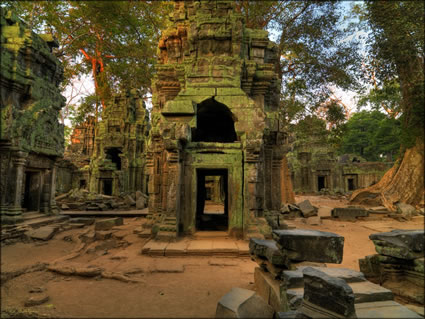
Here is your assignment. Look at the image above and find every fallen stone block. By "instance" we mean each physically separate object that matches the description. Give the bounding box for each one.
[249,238,288,267]
[306,216,321,225]
[136,197,147,209]
[317,206,333,218]
[28,226,58,241]
[283,267,366,289]
[275,310,308,318]
[124,195,136,206]
[396,203,416,220]
[300,267,356,318]
[254,267,287,312]
[355,300,422,319]
[349,281,393,303]
[95,217,124,231]
[297,200,316,218]
[273,229,344,263]
[332,207,369,220]
[24,294,49,307]
[369,229,424,259]
[215,287,274,318]
[69,217,95,225]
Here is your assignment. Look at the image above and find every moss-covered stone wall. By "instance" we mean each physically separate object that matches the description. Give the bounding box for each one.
[0,11,65,222]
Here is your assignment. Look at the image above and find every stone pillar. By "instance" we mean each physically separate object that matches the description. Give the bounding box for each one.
[49,159,59,214]
[6,151,28,221]
[0,143,12,215]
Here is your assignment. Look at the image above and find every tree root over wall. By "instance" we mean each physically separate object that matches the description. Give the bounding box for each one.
[350,140,424,211]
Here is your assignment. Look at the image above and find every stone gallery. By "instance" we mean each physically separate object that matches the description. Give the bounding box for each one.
[0,11,66,223]
[146,0,288,239]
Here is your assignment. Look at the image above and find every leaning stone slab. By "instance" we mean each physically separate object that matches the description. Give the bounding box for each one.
[332,207,369,220]
[355,300,422,319]
[215,287,274,318]
[94,217,124,231]
[300,267,356,318]
[273,229,344,263]
[297,200,316,218]
[369,229,424,259]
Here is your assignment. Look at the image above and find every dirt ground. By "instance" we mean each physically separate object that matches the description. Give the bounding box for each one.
[1,195,423,318]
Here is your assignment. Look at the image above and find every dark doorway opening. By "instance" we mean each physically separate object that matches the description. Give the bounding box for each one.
[79,179,86,189]
[318,176,326,191]
[105,148,122,170]
[196,169,228,231]
[192,98,237,143]
[348,178,355,191]
[102,179,113,195]
[23,171,40,211]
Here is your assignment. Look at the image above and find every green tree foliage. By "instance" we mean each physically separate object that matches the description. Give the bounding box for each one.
[2,1,171,122]
[339,111,401,162]
[358,1,424,148]
[235,1,361,124]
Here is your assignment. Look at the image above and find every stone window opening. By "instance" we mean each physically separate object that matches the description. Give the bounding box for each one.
[105,148,122,170]
[192,98,237,143]
[196,169,228,231]
[79,179,87,189]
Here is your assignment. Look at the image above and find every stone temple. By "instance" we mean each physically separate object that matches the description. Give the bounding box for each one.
[146,0,289,239]
[0,11,65,223]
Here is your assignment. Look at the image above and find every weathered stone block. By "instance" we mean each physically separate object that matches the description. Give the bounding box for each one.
[355,300,423,319]
[300,267,356,318]
[216,287,274,318]
[332,207,369,219]
[273,229,344,263]
[369,229,424,259]
[95,218,124,231]
[396,203,416,220]
[297,200,316,218]
[28,226,58,241]
[254,267,288,312]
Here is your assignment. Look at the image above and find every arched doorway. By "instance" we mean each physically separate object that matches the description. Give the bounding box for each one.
[192,98,237,143]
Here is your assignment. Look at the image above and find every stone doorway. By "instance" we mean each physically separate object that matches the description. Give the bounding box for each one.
[318,176,326,191]
[196,169,228,231]
[23,171,41,212]
[102,179,113,196]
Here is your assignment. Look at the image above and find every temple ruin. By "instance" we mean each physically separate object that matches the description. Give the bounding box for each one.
[0,11,65,223]
[288,137,392,194]
[88,89,150,196]
[146,0,288,239]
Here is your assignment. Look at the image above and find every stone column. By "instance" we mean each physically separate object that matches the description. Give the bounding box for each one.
[6,151,28,221]
[48,159,59,214]
[0,143,12,215]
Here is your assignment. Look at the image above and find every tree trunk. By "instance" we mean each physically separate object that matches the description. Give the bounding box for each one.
[350,138,424,210]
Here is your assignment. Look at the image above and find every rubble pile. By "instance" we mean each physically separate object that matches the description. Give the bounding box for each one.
[55,189,148,211]
[216,228,422,318]
[359,229,424,306]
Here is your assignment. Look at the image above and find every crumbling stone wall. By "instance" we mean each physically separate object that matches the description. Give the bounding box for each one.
[89,89,149,196]
[0,11,65,222]
[287,138,392,194]
[146,0,288,239]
